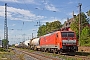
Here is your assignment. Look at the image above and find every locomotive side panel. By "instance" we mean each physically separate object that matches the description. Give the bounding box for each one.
[40,31,61,52]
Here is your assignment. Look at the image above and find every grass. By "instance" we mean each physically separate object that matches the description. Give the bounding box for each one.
[17,54,25,60]
[0,48,25,60]
[0,51,12,60]
[28,49,35,52]
[0,48,17,60]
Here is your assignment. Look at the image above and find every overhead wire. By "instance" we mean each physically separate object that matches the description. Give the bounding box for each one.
[13,0,42,24]
[7,1,25,41]
[9,0,35,24]
[12,0,36,22]
[12,0,39,40]
[82,5,90,10]
[22,0,30,11]
[21,0,47,26]
[22,0,36,22]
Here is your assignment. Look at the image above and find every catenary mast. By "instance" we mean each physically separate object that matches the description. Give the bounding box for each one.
[4,3,8,48]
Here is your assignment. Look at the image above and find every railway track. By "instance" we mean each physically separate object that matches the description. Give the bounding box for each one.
[13,48,90,60]
[14,48,61,60]
[58,52,90,60]
[22,51,61,60]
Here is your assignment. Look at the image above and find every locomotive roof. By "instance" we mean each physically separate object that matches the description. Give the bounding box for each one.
[40,30,74,37]
[60,31,74,32]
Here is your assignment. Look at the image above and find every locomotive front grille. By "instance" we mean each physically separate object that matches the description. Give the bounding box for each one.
[62,40,76,45]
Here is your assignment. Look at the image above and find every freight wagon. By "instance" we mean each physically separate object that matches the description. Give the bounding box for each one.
[23,40,30,48]
[30,37,40,50]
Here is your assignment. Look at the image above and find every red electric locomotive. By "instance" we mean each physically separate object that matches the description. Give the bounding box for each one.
[40,31,78,55]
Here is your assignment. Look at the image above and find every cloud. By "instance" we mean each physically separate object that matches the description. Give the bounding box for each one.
[45,4,59,12]
[0,0,39,5]
[0,4,45,43]
[60,18,67,24]
[0,6,45,22]
[41,17,67,25]
[12,24,16,26]
[0,0,18,3]
[44,2,59,12]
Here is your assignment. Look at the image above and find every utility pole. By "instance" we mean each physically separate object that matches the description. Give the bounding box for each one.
[35,21,41,37]
[4,3,8,48]
[78,3,82,46]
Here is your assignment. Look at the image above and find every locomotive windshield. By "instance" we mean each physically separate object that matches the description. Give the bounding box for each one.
[61,32,74,37]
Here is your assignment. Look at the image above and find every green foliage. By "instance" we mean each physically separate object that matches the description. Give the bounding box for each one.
[11,44,15,47]
[70,12,90,46]
[0,48,7,52]
[2,39,9,48]
[37,20,62,36]
[70,17,79,38]
[87,10,90,16]
[87,10,90,24]
[70,12,88,39]
[80,26,90,46]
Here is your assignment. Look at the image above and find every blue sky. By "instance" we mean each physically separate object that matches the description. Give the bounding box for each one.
[0,0,90,45]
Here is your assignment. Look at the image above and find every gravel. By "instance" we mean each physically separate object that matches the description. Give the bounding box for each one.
[24,54,38,60]
[8,48,39,60]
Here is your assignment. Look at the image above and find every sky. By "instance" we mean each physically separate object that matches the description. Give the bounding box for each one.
[0,0,90,45]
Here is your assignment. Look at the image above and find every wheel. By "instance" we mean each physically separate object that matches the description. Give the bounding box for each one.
[53,49,55,54]
[58,50,62,55]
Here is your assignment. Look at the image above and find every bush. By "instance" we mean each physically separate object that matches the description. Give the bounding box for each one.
[80,26,90,46]
[0,48,7,52]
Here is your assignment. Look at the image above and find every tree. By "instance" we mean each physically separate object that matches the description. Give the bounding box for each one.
[2,39,8,48]
[70,17,79,38]
[80,26,90,46]
[87,10,90,23]
[70,12,90,46]
[37,20,62,36]
[87,10,90,16]
[70,12,89,39]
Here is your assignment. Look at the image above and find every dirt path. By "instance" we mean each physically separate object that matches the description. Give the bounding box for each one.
[78,46,90,52]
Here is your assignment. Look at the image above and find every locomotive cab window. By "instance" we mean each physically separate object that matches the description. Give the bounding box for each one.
[68,32,74,37]
[61,32,67,37]
[61,32,74,37]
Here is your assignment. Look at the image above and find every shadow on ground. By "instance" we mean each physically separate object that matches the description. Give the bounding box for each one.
[76,52,90,56]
